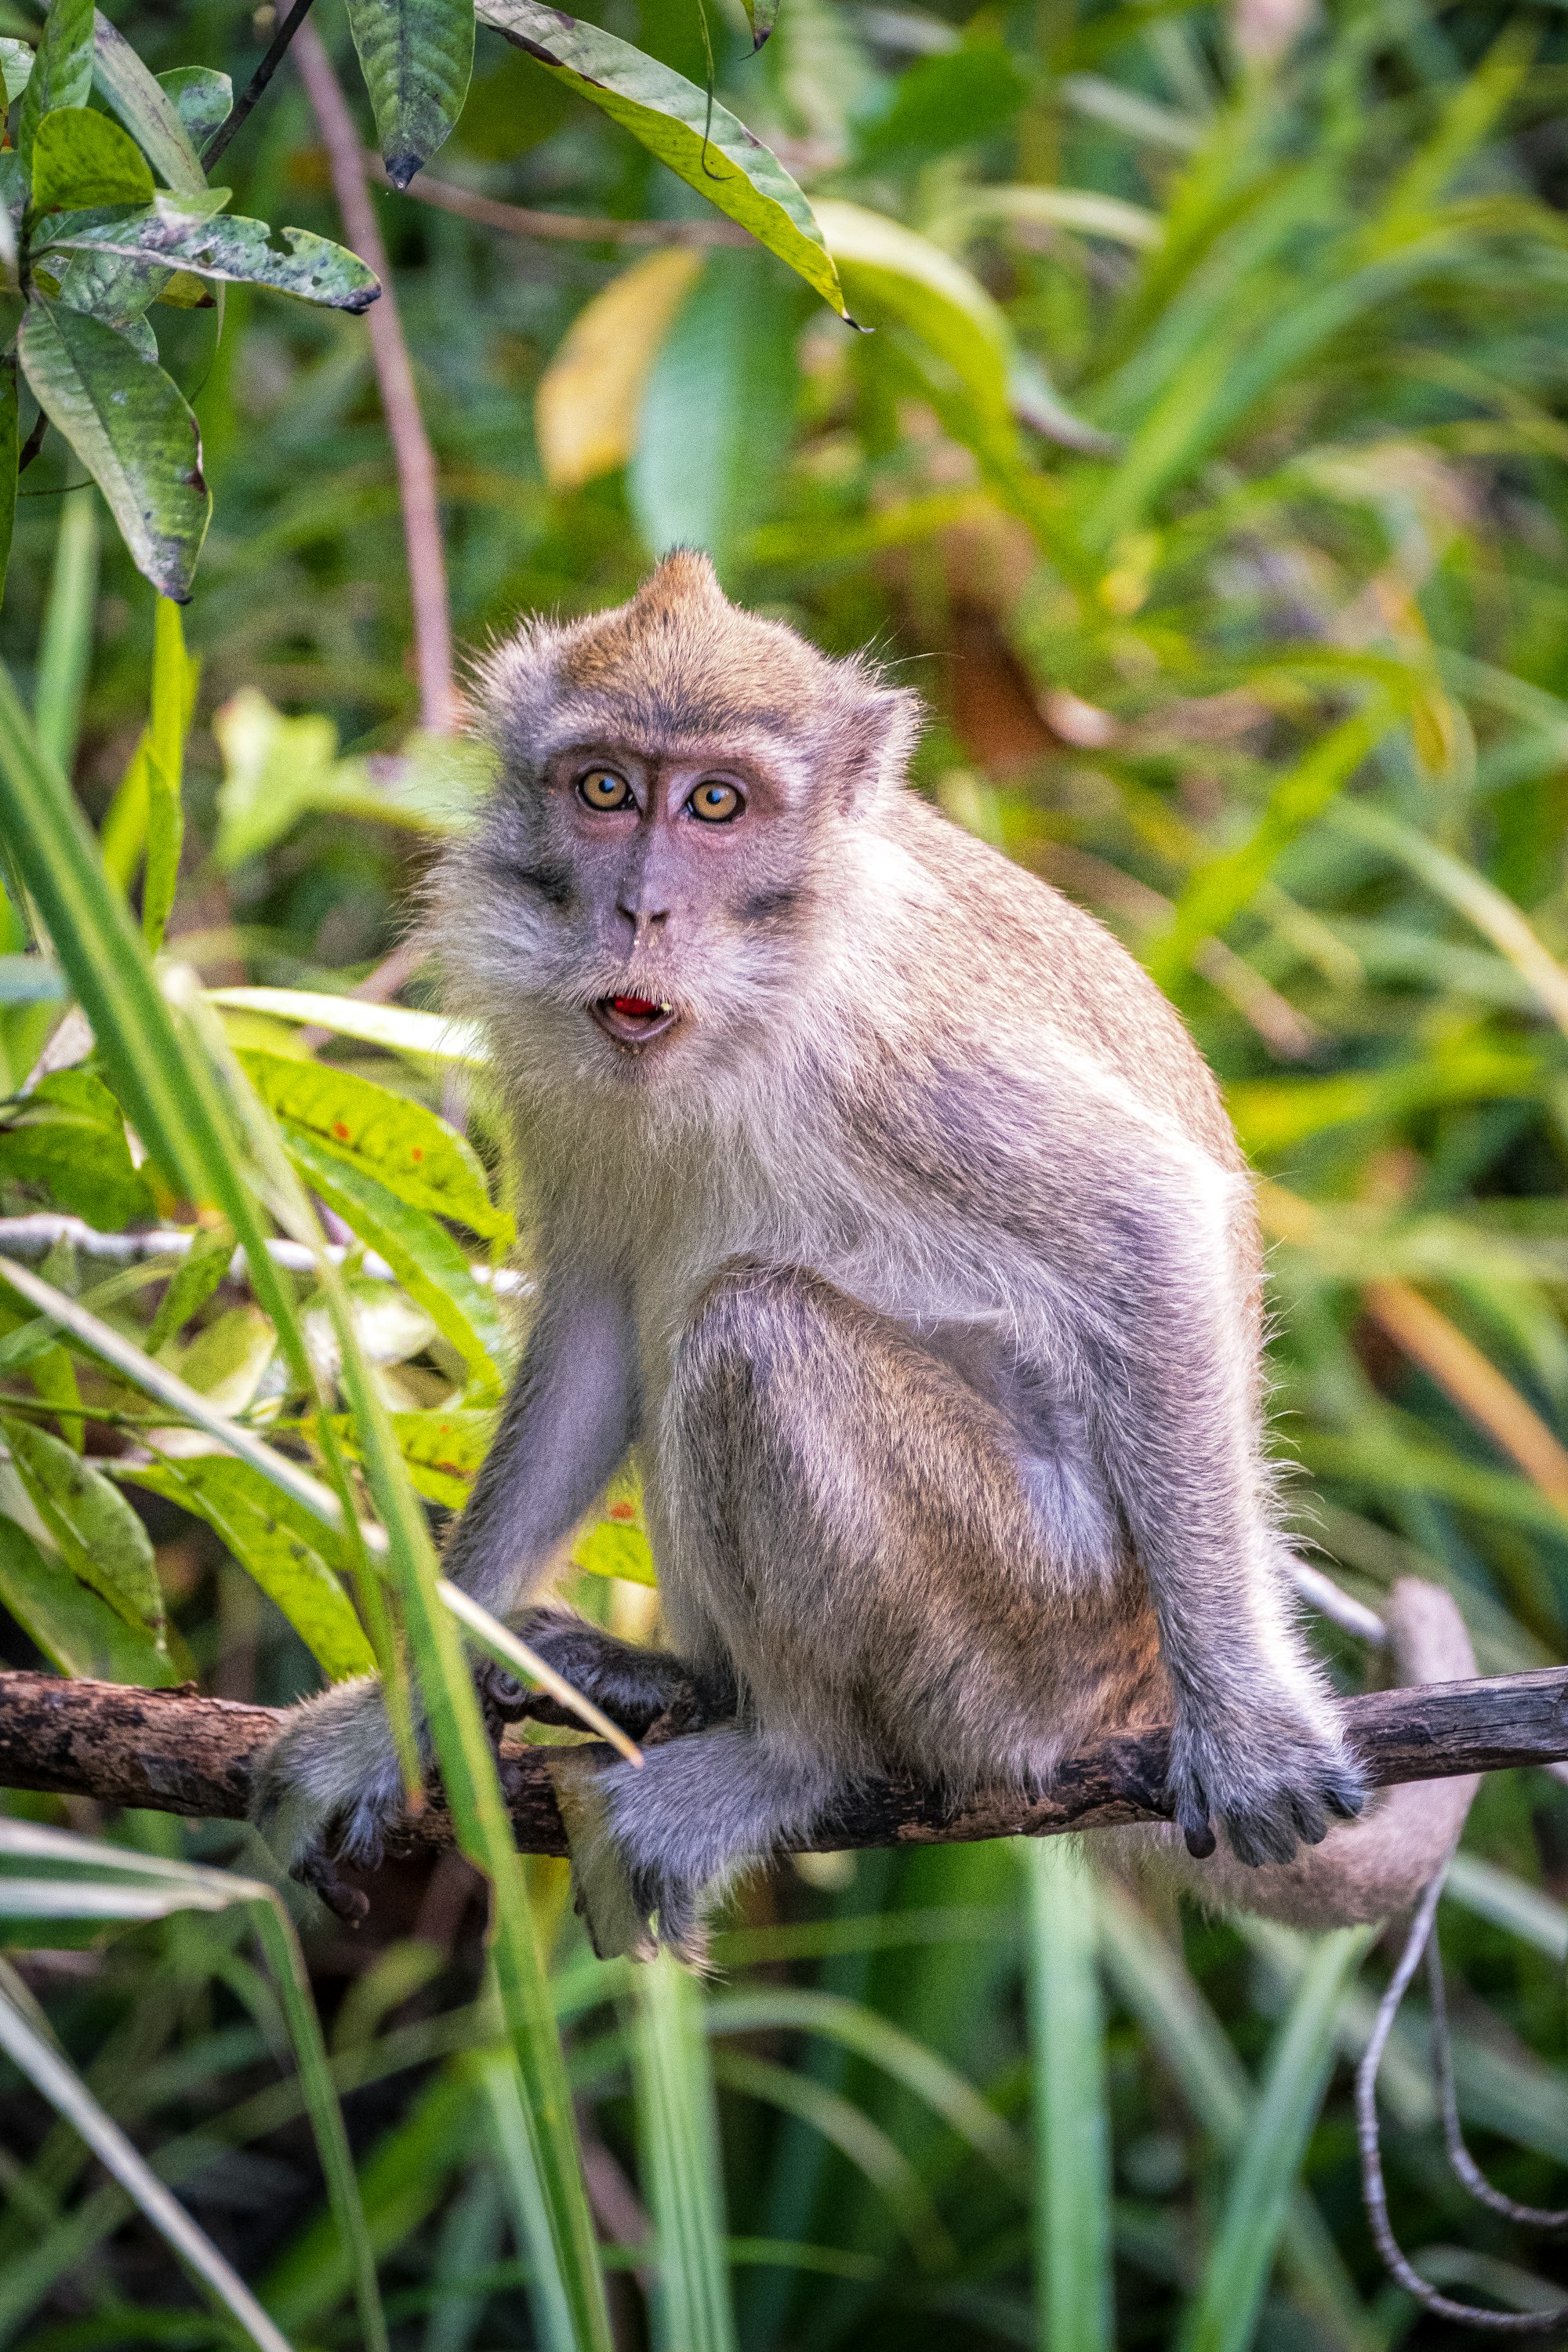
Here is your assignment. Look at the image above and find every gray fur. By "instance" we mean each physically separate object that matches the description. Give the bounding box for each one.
[256,554,1473,1950]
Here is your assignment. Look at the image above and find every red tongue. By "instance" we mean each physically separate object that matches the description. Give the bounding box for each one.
[612,995,659,1018]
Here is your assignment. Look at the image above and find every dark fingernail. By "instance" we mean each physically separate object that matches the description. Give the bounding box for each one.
[1184,1822,1218,1860]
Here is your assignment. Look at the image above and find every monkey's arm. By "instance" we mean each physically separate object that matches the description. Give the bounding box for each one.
[441,1264,641,1612]
[253,1265,640,1868]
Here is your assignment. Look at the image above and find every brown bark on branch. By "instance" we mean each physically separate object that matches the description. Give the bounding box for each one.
[2,1666,1566,1862]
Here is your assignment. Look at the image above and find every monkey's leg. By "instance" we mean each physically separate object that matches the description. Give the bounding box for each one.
[577,1260,1156,1958]
[572,1730,844,1963]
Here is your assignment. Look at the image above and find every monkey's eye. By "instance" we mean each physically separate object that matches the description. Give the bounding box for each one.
[687,780,743,824]
[578,769,633,811]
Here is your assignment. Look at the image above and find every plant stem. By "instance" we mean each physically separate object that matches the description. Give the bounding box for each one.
[369,155,753,245]
[293,21,456,735]
[200,0,320,172]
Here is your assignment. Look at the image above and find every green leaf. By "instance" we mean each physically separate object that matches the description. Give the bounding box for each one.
[334,1404,495,1508]
[161,1301,277,1412]
[141,594,193,951]
[17,297,209,601]
[91,11,206,194]
[36,196,381,312]
[283,1125,510,1396]
[125,1454,375,1679]
[0,1512,176,1682]
[238,1049,510,1241]
[147,1222,232,1352]
[31,107,154,212]
[52,242,170,338]
[630,248,803,568]
[0,1065,156,1228]
[208,983,488,1065]
[16,0,94,171]
[812,198,1012,424]
[853,42,1029,166]
[0,353,18,615]
[572,1467,657,1586]
[476,0,848,318]
[1,1411,164,1640]
[346,0,473,188]
[742,0,779,47]
[0,39,34,106]
[157,66,230,151]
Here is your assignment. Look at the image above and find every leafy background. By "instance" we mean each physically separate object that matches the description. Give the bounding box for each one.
[4,0,1568,2344]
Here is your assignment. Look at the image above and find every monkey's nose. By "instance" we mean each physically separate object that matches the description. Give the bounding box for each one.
[617,898,670,952]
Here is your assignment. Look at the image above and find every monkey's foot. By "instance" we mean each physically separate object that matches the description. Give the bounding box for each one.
[479,1608,717,1744]
[1168,1697,1366,1869]
[549,1751,708,1965]
[251,1673,411,1925]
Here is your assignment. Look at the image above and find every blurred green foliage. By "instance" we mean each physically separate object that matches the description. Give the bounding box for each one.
[4,0,1568,2342]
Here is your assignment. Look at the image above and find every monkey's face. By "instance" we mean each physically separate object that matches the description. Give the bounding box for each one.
[456,732,830,1091]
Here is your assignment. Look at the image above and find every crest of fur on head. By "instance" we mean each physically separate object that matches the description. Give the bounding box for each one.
[471,549,920,813]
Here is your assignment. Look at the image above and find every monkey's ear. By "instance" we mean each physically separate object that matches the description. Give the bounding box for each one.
[830,681,923,814]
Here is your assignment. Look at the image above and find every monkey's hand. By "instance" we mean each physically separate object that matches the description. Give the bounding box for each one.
[1167,1683,1366,1868]
[251,1674,407,1919]
[479,1608,720,1742]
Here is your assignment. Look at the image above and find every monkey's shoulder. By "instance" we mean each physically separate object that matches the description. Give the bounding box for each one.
[862,793,1242,1173]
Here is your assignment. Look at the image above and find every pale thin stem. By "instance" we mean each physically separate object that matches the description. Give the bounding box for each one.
[366,154,752,246]
[294,23,455,734]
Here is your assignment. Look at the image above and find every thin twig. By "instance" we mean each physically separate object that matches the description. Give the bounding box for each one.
[295,22,456,735]
[366,154,752,247]
[0,1213,528,1294]
[201,0,320,172]
[1356,1876,1568,2331]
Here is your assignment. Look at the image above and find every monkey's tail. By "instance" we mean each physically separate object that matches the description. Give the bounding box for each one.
[1127,1577,1480,1928]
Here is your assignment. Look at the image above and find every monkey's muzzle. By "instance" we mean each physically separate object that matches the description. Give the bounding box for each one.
[591,993,679,1047]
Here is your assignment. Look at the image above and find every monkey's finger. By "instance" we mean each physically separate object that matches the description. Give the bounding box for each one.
[293,1846,369,1927]
[1286,1790,1331,1849]
[1323,1767,1367,1821]
[1182,1818,1218,1860]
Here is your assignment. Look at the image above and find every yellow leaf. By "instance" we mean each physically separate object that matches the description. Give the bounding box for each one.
[535,249,702,491]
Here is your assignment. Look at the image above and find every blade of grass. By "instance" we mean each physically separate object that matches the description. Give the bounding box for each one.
[0,1817,389,2352]
[633,1952,739,2352]
[1097,1883,1378,2352]
[0,652,612,2350]
[1175,1926,1376,2352]
[1023,1837,1112,2352]
[1328,799,1568,1042]
[33,492,100,779]
[0,1962,294,2352]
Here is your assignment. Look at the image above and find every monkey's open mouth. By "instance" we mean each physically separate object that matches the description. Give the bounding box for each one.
[590,993,680,1047]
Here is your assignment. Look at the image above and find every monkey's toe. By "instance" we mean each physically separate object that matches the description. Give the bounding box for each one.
[292,1842,370,1927]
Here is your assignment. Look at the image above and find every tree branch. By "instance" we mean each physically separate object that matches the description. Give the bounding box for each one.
[2,1666,1565,1862]
[293,22,456,735]
[365,157,753,247]
[201,0,320,172]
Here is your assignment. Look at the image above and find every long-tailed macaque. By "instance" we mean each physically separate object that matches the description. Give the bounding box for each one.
[257,553,1476,1956]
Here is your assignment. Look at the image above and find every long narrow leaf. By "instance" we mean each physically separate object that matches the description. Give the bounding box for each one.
[1025,1838,1112,2352]
[1176,1927,1375,2352]
[634,1953,739,2352]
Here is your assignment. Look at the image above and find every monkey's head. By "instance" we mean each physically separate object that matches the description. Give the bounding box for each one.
[437,553,920,1102]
